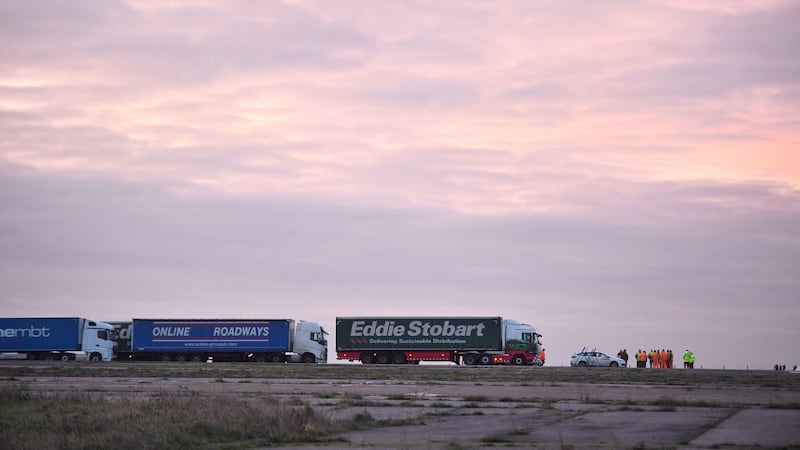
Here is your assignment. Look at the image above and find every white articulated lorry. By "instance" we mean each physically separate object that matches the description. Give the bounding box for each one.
[117,319,328,363]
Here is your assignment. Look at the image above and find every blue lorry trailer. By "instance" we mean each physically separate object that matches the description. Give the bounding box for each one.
[0,317,115,361]
[131,319,295,362]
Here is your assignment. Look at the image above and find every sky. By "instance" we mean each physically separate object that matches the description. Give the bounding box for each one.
[1,0,799,369]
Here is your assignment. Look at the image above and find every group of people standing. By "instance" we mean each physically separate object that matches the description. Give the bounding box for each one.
[629,349,696,368]
[633,349,675,368]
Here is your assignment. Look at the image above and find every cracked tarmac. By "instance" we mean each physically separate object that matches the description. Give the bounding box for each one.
[3,366,799,449]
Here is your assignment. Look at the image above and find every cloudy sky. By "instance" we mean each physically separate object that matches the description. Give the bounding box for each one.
[1,0,798,369]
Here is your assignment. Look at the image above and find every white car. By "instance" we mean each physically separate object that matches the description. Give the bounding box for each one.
[570,350,626,367]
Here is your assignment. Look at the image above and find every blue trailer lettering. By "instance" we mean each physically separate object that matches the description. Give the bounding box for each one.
[212,326,269,337]
[153,327,191,337]
[0,326,52,338]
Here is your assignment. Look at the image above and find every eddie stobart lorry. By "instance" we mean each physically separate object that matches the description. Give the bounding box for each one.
[0,317,115,361]
[123,319,327,363]
[336,316,542,365]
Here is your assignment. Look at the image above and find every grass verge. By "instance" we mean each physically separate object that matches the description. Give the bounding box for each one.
[0,387,339,449]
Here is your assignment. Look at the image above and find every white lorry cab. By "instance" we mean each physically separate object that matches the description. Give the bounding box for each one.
[288,320,328,363]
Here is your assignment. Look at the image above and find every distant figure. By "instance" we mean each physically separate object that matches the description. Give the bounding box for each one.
[638,349,647,368]
[539,348,546,366]
[775,364,780,371]
[621,349,629,367]
[683,349,692,369]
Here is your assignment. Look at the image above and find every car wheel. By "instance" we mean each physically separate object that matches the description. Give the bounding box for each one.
[578,361,587,367]
[610,361,618,367]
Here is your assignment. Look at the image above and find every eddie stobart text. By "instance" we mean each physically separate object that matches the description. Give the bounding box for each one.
[349,320,486,338]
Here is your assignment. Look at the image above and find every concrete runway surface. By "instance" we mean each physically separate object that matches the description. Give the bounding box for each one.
[2,363,799,449]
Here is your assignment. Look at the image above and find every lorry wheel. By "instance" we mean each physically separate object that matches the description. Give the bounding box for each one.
[463,354,477,365]
[60,353,70,362]
[479,354,492,365]
[270,354,284,363]
[190,355,203,363]
[360,353,375,364]
[391,353,407,364]
[512,355,525,366]
[376,353,391,364]
[176,354,187,362]
[301,353,316,364]
[89,353,102,362]
[161,355,172,362]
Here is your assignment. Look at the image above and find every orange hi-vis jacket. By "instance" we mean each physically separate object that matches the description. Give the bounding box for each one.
[660,351,668,368]
[653,351,661,367]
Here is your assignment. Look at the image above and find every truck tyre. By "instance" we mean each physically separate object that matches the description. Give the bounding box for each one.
[360,353,375,364]
[391,353,407,364]
[60,353,70,362]
[270,354,285,363]
[301,353,316,364]
[89,353,102,362]
[512,354,525,366]
[376,353,391,364]
[479,353,492,365]
[176,354,187,362]
[160,354,172,362]
[190,355,203,363]
[463,354,478,365]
